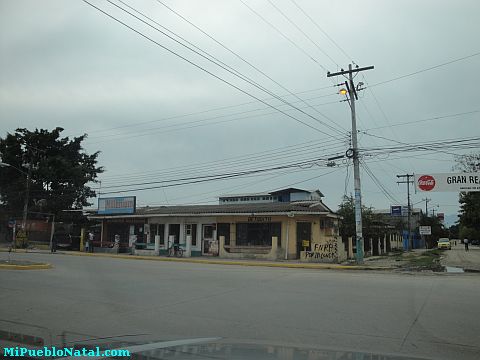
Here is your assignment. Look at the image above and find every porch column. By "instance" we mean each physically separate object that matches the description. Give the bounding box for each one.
[348,237,353,259]
[185,235,192,257]
[154,234,160,256]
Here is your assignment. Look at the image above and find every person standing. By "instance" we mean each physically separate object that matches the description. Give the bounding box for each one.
[88,231,95,253]
[51,233,57,253]
[464,238,469,252]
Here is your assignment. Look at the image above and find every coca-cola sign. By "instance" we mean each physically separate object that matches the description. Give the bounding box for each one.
[414,173,480,192]
[417,175,436,191]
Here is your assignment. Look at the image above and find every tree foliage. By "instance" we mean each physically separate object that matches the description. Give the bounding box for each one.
[337,196,389,241]
[0,128,103,219]
[419,213,448,248]
[454,152,480,240]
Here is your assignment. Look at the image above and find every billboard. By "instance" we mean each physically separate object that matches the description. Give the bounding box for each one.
[414,173,480,192]
[98,196,136,215]
[391,205,402,216]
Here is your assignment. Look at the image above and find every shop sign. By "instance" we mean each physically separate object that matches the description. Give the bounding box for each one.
[98,196,136,214]
[247,216,272,223]
[415,173,480,192]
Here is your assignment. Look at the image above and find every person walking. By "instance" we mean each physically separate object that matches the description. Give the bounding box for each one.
[464,238,469,252]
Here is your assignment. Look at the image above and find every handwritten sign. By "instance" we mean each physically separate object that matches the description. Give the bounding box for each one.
[304,238,339,261]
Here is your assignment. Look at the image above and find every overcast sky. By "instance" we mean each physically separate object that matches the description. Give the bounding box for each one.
[1,0,479,224]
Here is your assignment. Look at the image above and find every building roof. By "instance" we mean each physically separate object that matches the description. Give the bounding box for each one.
[218,192,272,198]
[89,201,336,219]
[270,187,324,196]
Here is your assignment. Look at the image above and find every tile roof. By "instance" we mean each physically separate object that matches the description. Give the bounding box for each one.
[90,201,335,218]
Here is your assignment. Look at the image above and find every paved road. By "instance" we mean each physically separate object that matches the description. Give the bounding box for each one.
[441,243,480,271]
[1,252,479,359]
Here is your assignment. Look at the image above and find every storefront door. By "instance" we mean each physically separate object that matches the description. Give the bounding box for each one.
[296,222,312,258]
[202,224,218,255]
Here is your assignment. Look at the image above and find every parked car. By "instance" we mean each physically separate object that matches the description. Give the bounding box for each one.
[437,238,451,250]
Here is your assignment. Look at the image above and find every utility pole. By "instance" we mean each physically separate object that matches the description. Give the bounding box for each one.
[328,64,374,264]
[21,162,32,231]
[422,198,431,216]
[397,174,414,250]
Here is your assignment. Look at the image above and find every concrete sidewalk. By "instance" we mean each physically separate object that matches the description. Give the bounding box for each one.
[441,243,480,272]
[0,247,393,271]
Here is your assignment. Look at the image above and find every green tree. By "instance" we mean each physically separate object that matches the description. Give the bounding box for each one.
[0,128,103,219]
[418,213,448,248]
[337,196,389,242]
[454,152,480,240]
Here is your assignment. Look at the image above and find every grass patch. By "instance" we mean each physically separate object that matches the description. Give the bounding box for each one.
[401,249,444,271]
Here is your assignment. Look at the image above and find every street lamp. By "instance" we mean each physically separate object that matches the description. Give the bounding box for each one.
[0,162,28,176]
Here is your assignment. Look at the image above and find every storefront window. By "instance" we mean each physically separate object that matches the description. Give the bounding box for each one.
[185,224,197,246]
[168,224,180,244]
[236,222,281,246]
[149,224,165,245]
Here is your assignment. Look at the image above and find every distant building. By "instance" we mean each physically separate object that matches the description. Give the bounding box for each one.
[372,207,423,230]
[219,188,324,205]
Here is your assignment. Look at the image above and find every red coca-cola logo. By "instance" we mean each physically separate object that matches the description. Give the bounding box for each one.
[418,175,436,191]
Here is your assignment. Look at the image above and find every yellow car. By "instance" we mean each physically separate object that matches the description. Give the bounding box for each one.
[437,238,451,250]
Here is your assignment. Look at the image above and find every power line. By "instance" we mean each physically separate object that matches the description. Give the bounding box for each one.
[97,137,347,183]
[97,145,347,188]
[154,0,347,134]
[85,97,342,143]
[360,132,480,157]
[361,160,401,204]
[112,0,345,138]
[81,0,341,139]
[77,87,337,138]
[266,0,339,67]
[364,110,479,131]
[99,156,336,195]
[98,150,344,190]
[289,0,352,62]
[369,51,480,88]
[239,0,329,72]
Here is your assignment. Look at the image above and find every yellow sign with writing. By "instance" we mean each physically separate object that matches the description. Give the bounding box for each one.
[302,240,310,248]
[16,230,28,247]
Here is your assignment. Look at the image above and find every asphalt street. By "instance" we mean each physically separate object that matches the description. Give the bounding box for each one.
[0,252,479,359]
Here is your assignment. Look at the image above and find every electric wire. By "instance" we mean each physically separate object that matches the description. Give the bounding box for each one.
[106,0,346,138]
[81,0,341,139]
[266,0,339,68]
[239,0,329,72]
[153,0,347,134]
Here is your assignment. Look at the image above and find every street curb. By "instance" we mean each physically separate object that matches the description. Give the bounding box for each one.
[0,248,392,271]
[0,263,53,270]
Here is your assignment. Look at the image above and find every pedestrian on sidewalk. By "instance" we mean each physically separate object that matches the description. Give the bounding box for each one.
[51,233,57,253]
[464,238,469,252]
